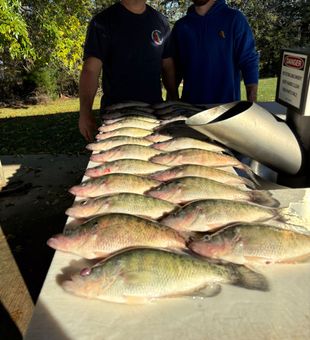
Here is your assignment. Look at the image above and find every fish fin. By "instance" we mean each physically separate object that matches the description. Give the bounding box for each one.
[235,163,260,187]
[278,207,310,231]
[250,190,280,207]
[196,283,222,298]
[123,296,153,304]
[274,254,310,264]
[244,256,277,265]
[231,264,269,291]
[240,177,257,189]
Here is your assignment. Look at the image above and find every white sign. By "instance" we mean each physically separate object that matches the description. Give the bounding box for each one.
[278,52,307,110]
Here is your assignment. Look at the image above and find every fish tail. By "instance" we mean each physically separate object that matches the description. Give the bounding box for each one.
[241,177,257,189]
[230,265,269,291]
[279,207,307,225]
[276,207,310,234]
[250,190,280,207]
[235,163,260,187]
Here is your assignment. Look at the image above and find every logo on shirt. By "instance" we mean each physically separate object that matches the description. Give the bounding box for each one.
[219,30,226,39]
[151,30,163,46]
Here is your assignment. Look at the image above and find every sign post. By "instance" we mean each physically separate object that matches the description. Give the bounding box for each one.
[276,48,310,186]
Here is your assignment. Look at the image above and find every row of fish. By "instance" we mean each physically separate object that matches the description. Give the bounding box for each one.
[48,101,310,304]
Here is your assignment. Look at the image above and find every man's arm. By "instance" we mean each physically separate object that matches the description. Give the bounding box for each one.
[161,57,179,101]
[79,57,102,142]
[246,83,258,102]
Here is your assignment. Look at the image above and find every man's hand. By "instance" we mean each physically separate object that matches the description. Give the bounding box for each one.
[79,57,102,141]
[79,112,97,142]
[246,83,258,102]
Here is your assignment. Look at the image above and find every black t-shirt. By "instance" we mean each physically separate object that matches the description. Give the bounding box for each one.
[83,3,171,108]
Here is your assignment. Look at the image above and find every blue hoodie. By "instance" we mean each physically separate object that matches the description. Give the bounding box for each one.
[170,0,259,104]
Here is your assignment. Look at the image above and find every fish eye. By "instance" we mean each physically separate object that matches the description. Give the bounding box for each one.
[203,234,212,241]
[80,267,92,277]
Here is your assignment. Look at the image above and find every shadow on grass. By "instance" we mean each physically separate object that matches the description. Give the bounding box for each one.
[0,110,100,155]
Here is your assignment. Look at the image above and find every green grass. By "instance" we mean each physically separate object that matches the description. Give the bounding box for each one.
[242,77,277,101]
[0,78,277,155]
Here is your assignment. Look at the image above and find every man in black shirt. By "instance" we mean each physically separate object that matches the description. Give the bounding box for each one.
[79,0,177,141]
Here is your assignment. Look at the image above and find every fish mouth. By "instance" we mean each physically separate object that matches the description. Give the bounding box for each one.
[47,235,64,251]
[152,143,164,150]
[62,274,83,294]
[68,186,78,195]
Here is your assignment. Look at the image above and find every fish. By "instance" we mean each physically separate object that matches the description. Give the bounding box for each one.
[102,110,156,121]
[85,159,170,178]
[148,164,256,189]
[69,173,160,197]
[96,127,152,140]
[103,115,159,125]
[145,176,278,207]
[145,133,172,143]
[150,148,259,185]
[160,199,283,232]
[153,121,209,141]
[47,214,186,259]
[152,101,195,110]
[90,144,162,163]
[86,136,153,152]
[152,137,228,153]
[62,248,268,303]
[189,223,310,265]
[105,101,151,111]
[98,118,159,132]
[66,193,179,220]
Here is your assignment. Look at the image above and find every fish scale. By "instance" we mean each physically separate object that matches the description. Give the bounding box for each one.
[62,248,268,303]
[190,224,310,264]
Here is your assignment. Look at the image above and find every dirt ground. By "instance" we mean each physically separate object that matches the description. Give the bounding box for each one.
[0,154,89,336]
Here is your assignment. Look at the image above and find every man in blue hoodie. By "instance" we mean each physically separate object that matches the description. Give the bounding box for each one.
[169,0,259,105]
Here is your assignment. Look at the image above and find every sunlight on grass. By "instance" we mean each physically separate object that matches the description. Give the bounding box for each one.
[0,96,101,118]
[241,77,277,101]
[0,78,278,119]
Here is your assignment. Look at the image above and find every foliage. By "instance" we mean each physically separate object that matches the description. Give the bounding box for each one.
[0,0,34,59]
[0,0,309,104]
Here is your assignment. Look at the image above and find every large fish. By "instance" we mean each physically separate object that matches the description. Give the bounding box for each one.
[86,136,153,152]
[85,159,169,178]
[98,118,159,132]
[90,144,162,163]
[96,127,152,140]
[104,115,159,125]
[66,193,178,220]
[150,148,258,185]
[152,137,227,153]
[145,176,278,207]
[69,174,160,197]
[190,223,310,265]
[47,214,186,259]
[152,101,195,110]
[102,110,156,121]
[145,133,172,143]
[160,199,283,232]
[62,248,268,303]
[105,101,150,111]
[149,164,256,189]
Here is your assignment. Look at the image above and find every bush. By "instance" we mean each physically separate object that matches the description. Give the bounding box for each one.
[26,67,59,100]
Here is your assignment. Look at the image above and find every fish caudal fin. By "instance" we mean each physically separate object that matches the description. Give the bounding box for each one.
[241,177,257,189]
[231,265,269,291]
[250,190,280,207]
[235,163,260,187]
